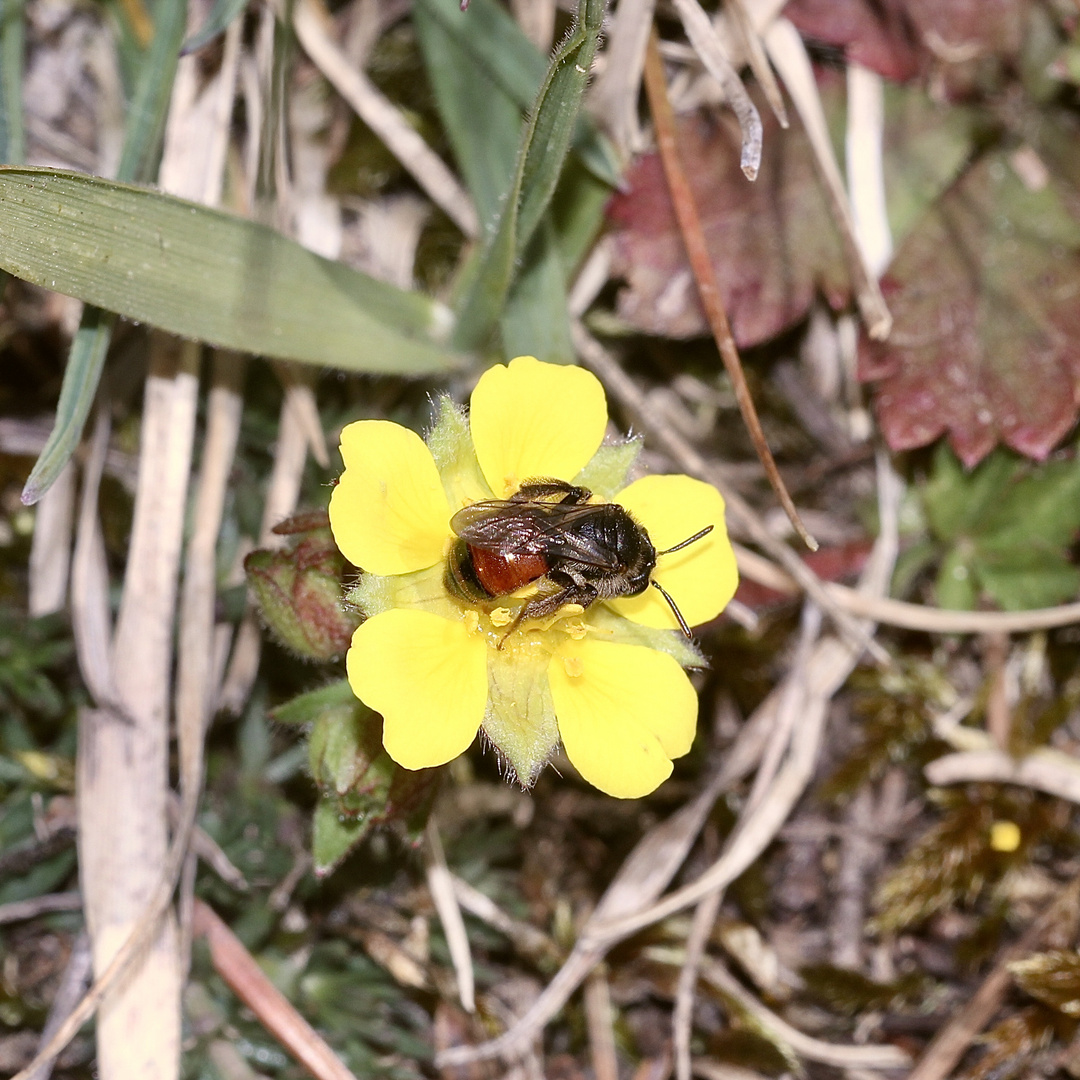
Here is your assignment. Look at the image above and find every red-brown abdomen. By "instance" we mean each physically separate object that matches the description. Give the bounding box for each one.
[470,546,549,596]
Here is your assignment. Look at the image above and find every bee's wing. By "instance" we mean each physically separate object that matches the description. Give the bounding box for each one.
[451,501,620,569]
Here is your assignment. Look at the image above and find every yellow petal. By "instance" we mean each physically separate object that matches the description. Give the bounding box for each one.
[346,609,488,770]
[548,639,698,798]
[470,356,608,497]
[329,420,451,575]
[609,474,737,631]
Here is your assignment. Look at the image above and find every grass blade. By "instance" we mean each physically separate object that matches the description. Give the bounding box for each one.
[0,0,25,165]
[0,169,462,369]
[451,0,605,352]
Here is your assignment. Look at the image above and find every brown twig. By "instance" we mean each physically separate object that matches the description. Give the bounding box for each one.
[641,29,817,551]
[193,898,361,1080]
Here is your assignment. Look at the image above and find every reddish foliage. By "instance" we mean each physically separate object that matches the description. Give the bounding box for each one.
[859,151,1080,466]
[607,108,849,345]
[784,0,1029,92]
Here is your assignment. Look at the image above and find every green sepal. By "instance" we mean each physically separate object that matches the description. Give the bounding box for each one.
[574,438,642,500]
[347,565,456,621]
[589,605,706,669]
[426,394,493,506]
[482,645,559,788]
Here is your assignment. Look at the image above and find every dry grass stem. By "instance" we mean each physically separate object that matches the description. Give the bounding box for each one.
[762,19,892,339]
[828,787,878,969]
[70,410,117,707]
[674,885,723,1080]
[643,31,814,552]
[192,899,361,1080]
[723,0,787,127]
[159,18,242,205]
[925,747,1080,804]
[450,875,559,963]
[669,0,762,177]
[509,0,555,51]
[80,337,199,1080]
[649,950,912,1070]
[845,64,892,276]
[734,541,1080,633]
[0,892,83,925]
[436,759,751,1067]
[27,461,74,617]
[294,0,478,238]
[584,968,619,1080]
[424,818,475,1013]
[218,372,313,713]
[23,932,93,1080]
[587,0,656,156]
[174,352,246,972]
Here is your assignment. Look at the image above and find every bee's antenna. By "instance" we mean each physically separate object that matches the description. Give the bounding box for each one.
[657,524,713,556]
[652,579,692,638]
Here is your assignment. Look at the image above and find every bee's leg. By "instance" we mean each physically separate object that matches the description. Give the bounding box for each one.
[496,573,598,649]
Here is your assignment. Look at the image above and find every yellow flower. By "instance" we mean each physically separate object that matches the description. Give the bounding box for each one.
[328,357,738,799]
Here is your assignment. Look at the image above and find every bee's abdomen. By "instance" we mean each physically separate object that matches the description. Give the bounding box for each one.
[445,538,549,602]
[471,547,549,596]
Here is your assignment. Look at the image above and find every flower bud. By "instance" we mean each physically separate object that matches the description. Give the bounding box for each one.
[244,512,359,661]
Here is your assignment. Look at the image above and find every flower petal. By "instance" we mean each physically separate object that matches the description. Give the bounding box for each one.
[549,639,698,798]
[470,356,608,497]
[610,474,738,630]
[329,420,451,575]
[346,609,488,770]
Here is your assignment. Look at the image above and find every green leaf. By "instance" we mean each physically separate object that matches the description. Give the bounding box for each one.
[977,456,1080,550]
[21,310,114,505]
[573,437,641,499]
[313,797,372,876]
[0,169,465,372]
[413,0,618,191]
[923,443,1018,543]
[274,680,357,726]
[118,0,189,186]
[450,0,605,351]
[925,444,1080,611]
[975,545,1080,612]
[0,0,25,165]
[934,545,978,612]
[413,0,520,229]
[499,221,572,363]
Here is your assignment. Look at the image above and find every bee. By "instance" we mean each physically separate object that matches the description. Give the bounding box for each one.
[446,478,713,644]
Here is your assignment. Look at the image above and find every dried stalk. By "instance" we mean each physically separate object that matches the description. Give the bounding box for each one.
[642,30,814,550]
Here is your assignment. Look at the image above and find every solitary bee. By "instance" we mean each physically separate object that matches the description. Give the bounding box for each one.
[445,478,713,643]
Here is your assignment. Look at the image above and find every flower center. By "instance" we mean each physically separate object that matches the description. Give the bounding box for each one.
[462,594,595,655]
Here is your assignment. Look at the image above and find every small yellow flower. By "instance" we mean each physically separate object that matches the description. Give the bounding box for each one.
[328,357,738,798]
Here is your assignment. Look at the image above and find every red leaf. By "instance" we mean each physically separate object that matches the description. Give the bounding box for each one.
[859,150,1080,466]
[785,0,1029,92]
[607,107,850,345]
